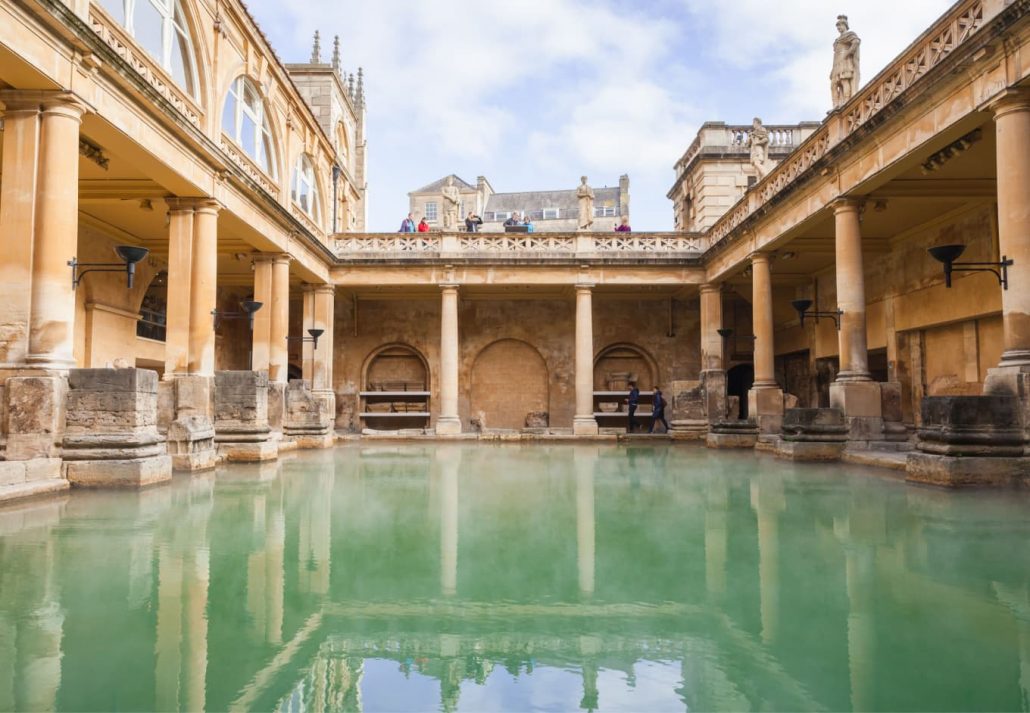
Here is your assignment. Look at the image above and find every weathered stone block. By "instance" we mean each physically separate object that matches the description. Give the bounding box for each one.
[5,376,65,461]
[63,368,171,488]
[700,369,727,423]
[706,420,759,449]
[283,380,333,449]
[669,419,707,440]
[906,453,1028,488]
[267,380,286,432]
[525,411,549,429]
[776,408,848,461]
[748,387,783,434]
[166,375,216,472]
[915,395,1025,457]
[670,380,705,421]
[214,371,276,462]
[830,380,884,441]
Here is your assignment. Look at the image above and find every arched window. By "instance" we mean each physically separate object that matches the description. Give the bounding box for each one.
[222,76,276,176]
[291,155,321,221]
[98,0,198,98]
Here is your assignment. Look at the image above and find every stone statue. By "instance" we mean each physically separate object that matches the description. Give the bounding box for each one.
[441,175,460,230]
[748,117,773,178]
[831,15,861,110]
[576,176,595,231]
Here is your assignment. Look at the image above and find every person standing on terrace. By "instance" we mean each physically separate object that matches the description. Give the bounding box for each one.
[615,216,632,232]
[417,217,430,232]
[465,211,483,232]
[399,213,416,232]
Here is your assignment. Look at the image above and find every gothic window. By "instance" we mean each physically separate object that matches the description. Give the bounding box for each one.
[98,0,198,98]
[222,76,276,177]
[291,155,322,222]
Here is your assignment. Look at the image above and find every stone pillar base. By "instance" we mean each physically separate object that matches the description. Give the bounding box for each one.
[906,452,1029,487]
[283,381,333,449]
[214,371,277,462]
[748,387,783,434]
[435,416,463,436]
[669,419,707,440]
[267,380,286,435]
[290,433,336,449]
[984,365,1030,438]
[776,408,848,462]
[216,436,278,462]
[573,416,599,436]
[62,369,172,488]
[706,421,759,449]
[830,380,883,441]
[166,375,217,472]
[65,456,172,488]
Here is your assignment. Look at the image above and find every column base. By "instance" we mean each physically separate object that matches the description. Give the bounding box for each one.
[669,419,707,440]
[217,437,278,462]
[906,452,1029,488]
[829,380,884,441]
[573,416,599,436]
[436,416,463,436]
[706,421,759,449]
[65,456,172,488]
[747,387,783,434]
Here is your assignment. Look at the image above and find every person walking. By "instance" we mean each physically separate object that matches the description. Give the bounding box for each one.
[648,387,670,434]
[625,380,640,433]
[417,217,430,233]
[399,213,416,232]
[465,211,483,232]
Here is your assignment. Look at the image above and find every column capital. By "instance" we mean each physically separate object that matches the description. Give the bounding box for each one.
[700,282,722,295]
[575,283,595,292]
[271,252,291,266]
[749,251,771,265]
[831,197,865,214]
[988,88,1030,118]
[440,282,460,292]
[166,197,221,214]
[0,90,88,115]
[302,282,335,295]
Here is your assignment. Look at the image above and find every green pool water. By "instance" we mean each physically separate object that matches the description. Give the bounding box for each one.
[1,443,1029,712]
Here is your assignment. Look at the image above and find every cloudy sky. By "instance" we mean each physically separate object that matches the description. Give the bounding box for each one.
[248,0,954,231]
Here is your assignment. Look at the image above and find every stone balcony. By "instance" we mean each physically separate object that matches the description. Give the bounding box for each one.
[332,232,705,264]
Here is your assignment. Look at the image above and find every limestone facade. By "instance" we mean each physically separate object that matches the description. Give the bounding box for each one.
[0,0,1028,501]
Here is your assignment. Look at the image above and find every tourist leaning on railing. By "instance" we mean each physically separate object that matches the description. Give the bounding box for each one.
[614,215,632,232]
[417,218,430,232]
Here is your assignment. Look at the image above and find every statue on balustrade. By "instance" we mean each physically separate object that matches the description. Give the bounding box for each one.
[577,176,595,231]
[442,176,460,230]
[831,15,861,110]
[748,117,774,179]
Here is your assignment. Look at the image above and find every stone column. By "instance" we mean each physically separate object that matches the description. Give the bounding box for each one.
[187,201,219,376]
[164,200,195,378]
[0,95,42,368]
[830,199,883,441]
[269,254,291,384]
[747,253,783,434]
[27,95,87,368]
[574,284,599,436]
[986,90,1030,408]
[700,282,728,424]
[251,256,274,374]
[311,285,335,396]
[437,283,461,435]
[700,283,724,371]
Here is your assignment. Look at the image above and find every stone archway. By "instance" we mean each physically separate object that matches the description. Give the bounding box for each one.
[593,343,658,391]
[470,339,549,430]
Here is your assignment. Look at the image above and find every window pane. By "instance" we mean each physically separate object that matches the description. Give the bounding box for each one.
[243,80,260,109]
[169,29,193,91]
[260,133,274,175]
[222,92,237,134]
[99,0,125,23]
[240,115,257,157]
[134,0,166,65]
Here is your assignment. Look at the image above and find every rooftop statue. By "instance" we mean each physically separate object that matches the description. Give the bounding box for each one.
[831,15,861,110]
[748,117,774,178]
[577,176,595,231]
[442,176,460,230]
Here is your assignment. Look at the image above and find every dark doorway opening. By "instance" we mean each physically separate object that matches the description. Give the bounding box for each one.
[727,363,754,419]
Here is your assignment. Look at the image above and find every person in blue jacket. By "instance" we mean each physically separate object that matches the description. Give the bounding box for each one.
[648,387,670,434]
[399,213,416,232]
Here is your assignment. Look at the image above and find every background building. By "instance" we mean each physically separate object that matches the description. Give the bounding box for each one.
[409,175,630,231]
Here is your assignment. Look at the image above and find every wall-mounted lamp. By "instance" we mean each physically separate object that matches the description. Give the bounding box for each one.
[792,299,842,329]
[928,244,1013,290]
[287,328,325,351]
[212,299,263,329]
[69,245,150,290]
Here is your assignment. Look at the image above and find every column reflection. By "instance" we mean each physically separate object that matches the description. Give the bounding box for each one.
[438,446,460,597]
[575,447,598,597]
[750,476,784,645]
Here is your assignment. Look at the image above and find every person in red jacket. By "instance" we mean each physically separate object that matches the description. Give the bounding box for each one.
[417,217,430,232]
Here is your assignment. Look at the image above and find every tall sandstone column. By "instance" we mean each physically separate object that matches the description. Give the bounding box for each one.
[164,200,195,378]
[27,95,86,368]
[748,253,783,433]
[437,283,461,435]
[269,254,291,384]
[700,283,728,423]
[0,94,42,367]
[830,199,883,441]
[574,284,599,436]
[251,255,274,374]
[187,201,219,376]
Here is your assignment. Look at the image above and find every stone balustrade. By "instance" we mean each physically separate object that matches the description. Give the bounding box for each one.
[334,232,703,261]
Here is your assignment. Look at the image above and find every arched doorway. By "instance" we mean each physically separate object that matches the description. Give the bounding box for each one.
[470,339,548,430]
[727,363,754,419]
[361,344,431,429]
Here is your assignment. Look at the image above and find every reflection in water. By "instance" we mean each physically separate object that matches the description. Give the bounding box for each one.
[0,444,1029,711]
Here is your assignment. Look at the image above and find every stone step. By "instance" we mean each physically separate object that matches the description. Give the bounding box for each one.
[0,478,70,505]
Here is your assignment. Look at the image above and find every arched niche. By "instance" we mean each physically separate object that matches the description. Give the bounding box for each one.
[593,343,658,391]
[470,339,549,430]
[360,344,431,428]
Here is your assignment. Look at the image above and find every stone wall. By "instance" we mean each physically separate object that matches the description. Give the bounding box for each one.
[333,296,701,432]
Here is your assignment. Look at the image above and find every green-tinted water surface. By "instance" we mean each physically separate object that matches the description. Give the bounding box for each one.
[1,443,1028,712]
